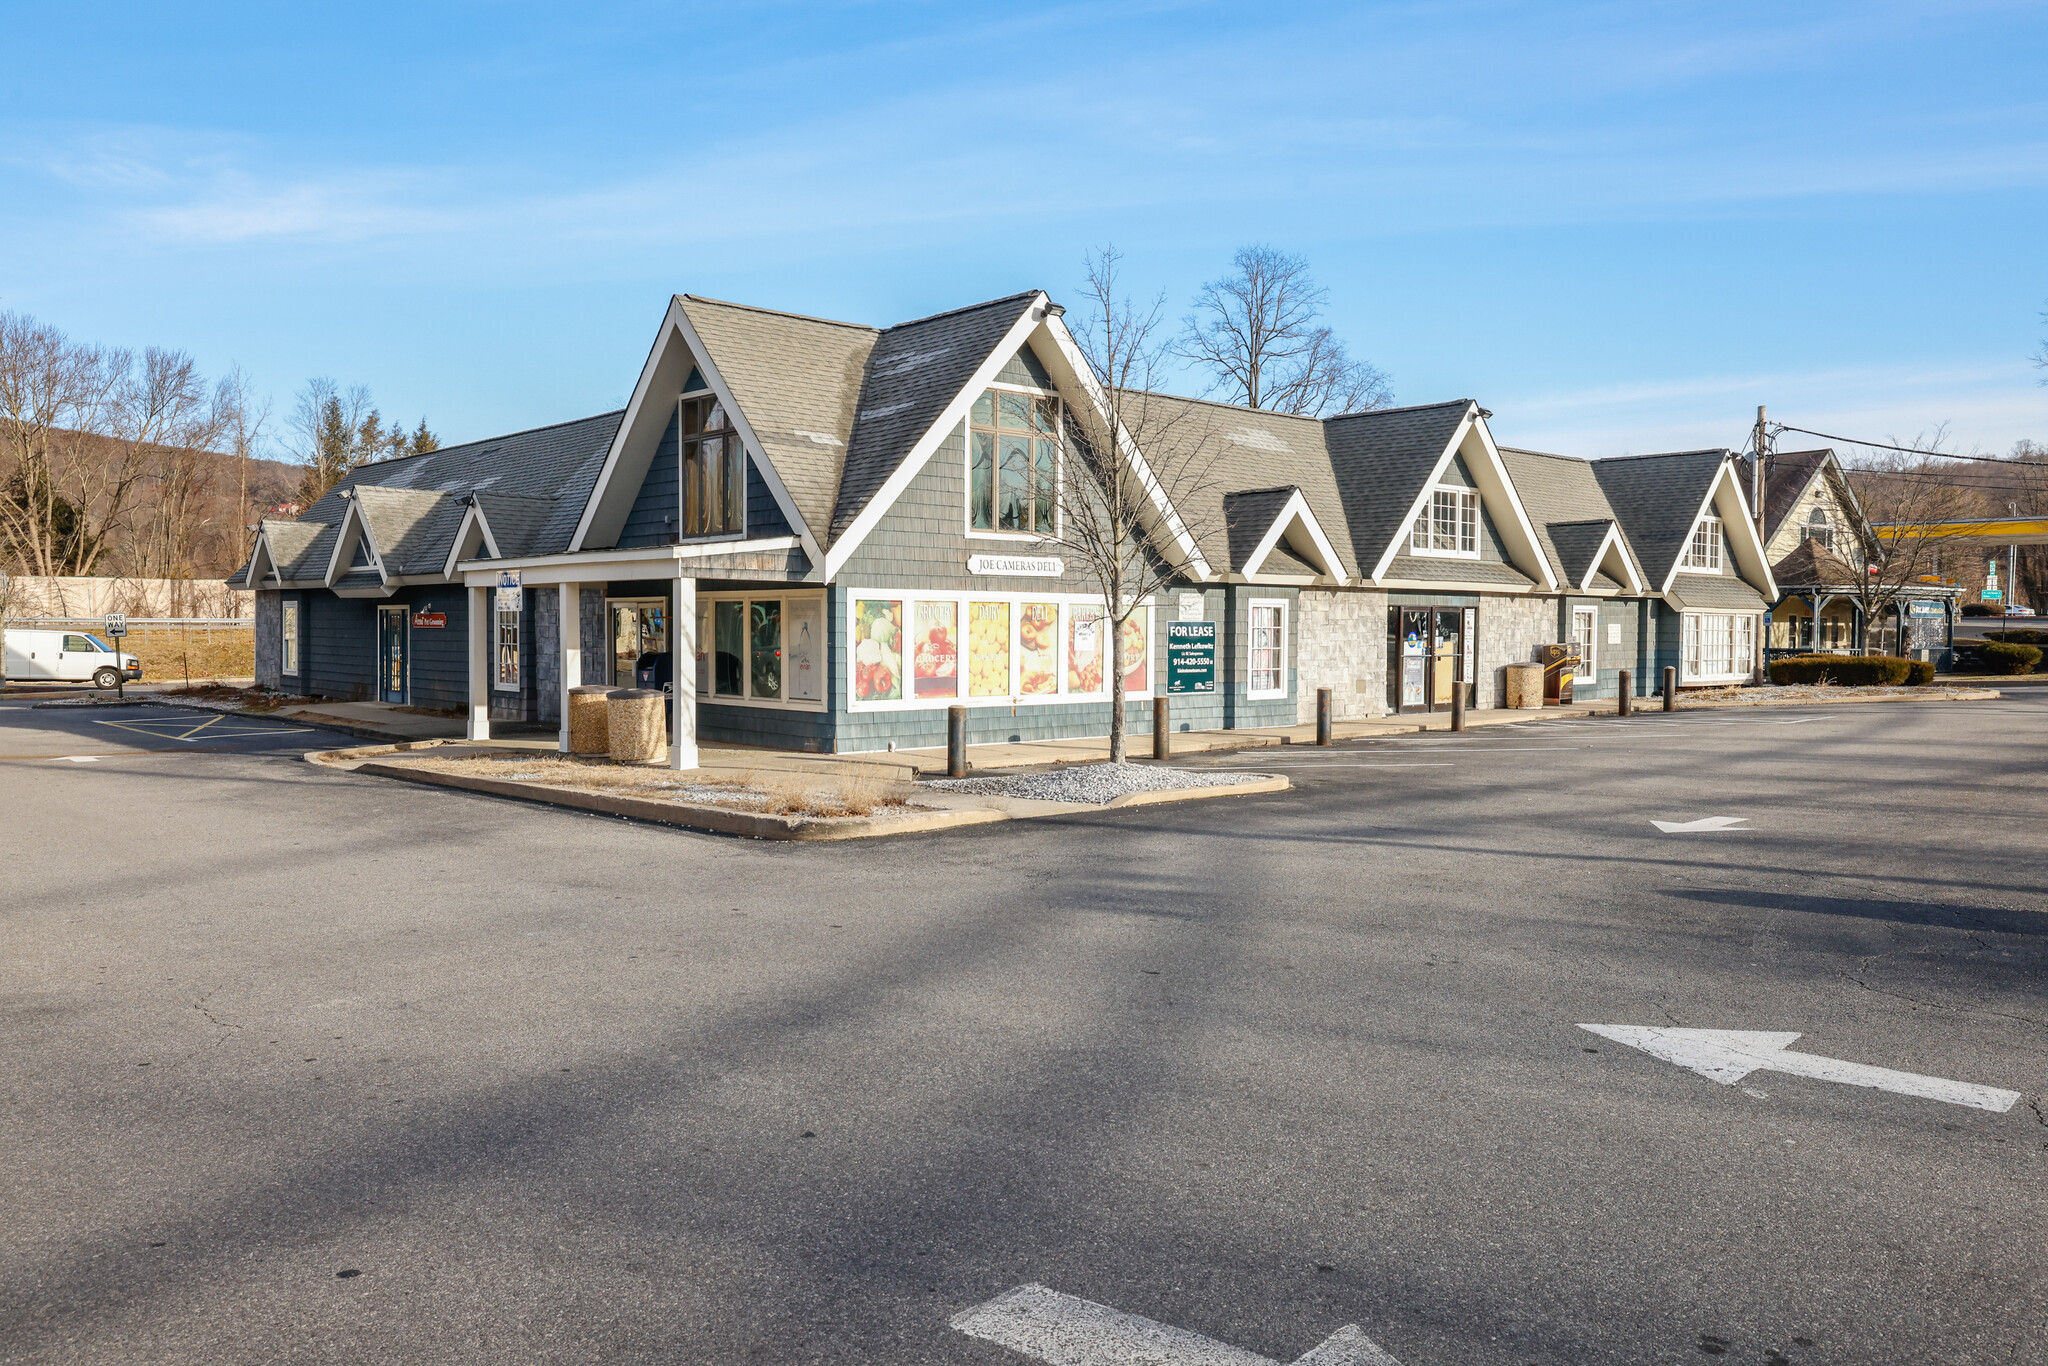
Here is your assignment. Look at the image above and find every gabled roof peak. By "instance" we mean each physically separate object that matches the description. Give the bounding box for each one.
[679,294,878,334]
[1323,397,1474,424]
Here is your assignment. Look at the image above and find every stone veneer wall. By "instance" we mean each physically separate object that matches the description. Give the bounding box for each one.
[1476,595,1556,708]
[253,589,282,690]
[535,586,560,724]
[1295,589,1390,722]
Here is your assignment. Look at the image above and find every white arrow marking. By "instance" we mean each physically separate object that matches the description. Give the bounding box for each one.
[1578,1025,2021,1113]
[1650,816,1748,832]
[952,1284,1401,1366]
[52,755,102,763]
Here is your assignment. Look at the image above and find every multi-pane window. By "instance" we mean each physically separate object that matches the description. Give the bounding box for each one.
[1410,487,1479,556]
[1806,506,1832,551]
[494,595,520,689]
[1682,612,1755,680]
[697,594,823,705]
[680,394,744,537]
[1683,515,1724,571]
[970,389,1057,533]
[281,600,299,675]
[1249,602,1286,697]
[1570,606,1598,682]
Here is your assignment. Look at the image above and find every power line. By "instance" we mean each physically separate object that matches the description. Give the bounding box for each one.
[1772,423,2048,468]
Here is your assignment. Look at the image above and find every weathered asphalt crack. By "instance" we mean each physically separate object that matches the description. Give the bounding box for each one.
[193,988,242,1044]
[1837,952,2048,1034]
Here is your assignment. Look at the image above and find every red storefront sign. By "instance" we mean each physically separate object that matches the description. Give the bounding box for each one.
[411,611,447,629]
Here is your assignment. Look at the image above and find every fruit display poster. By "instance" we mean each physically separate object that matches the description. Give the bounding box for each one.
[968,601,1010,697]
[913,600,959,699]
[1119,614,1148,692]
[1067,607,1104,694]
[1019,603,1058,695]
[852,598,902,702]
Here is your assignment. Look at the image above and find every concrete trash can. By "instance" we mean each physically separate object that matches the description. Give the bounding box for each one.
[1503,663,1545,709]
[567,684,613,756]
[606,688,667,766]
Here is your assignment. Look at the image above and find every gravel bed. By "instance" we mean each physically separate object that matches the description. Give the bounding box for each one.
[924,761,1273,804]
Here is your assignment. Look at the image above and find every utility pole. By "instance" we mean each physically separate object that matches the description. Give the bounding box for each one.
[1751,405,1769,544]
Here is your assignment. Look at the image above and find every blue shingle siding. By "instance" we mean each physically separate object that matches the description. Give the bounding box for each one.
[1559,596,1639,701]
[746,459,792,538]
[618,410,681,549]
[993,343,1054,390]
[305,593,376,700]
[394,588,469,710]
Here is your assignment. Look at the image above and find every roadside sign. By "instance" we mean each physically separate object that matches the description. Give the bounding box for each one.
[104,613,127,638]
[1909,600,1943,617]
[1166,621,1216,694]
[411,611,447,629]
[1982,589,2002,601]
[495,569,522,612]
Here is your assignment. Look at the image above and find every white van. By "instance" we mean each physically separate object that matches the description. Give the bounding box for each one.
[3,629,142,688]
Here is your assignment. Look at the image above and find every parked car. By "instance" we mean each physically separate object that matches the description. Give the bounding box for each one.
[2004,606,2037,617]
[3,629,142,688]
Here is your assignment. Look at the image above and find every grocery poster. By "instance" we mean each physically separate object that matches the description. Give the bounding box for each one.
[968,601,1010,697]
[1067,605,1104,694]
[913,600,959,699]
[1119,611,1148,691]
[852,598,902,702]
[1018,602,1059,695]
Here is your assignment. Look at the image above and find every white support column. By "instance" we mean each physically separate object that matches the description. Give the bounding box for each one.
[558,582,582,753]
[671,572,698,770]
[466,584,490,741]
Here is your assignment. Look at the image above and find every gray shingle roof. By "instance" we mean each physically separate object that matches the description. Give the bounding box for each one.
[1497,446,1646,589]
[1222,486,1300,572]
[1665,573,1767,611]
[829,292,1040,541]
[678,296,877,545]
[236,410,620,588]
[1258,544,1320,577]
[332,568,385,592]
[1590,449,1730,589]
[1323,401,1475,576]
[471,491,560,559]
[1381,554,1534,587]
[1547,519,1622,590]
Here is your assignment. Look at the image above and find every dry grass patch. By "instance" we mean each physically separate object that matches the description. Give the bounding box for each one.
[388,752,919,819]
[1680,682,1991,705]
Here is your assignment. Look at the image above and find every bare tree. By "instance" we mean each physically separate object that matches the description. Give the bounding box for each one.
[1837,430,2000,634]
[1053,247,1222,763]
[1175,245,1392,416]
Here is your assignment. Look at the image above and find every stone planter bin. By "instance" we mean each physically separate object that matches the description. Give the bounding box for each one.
[567,685,613,756]
[1503,663,1545,709]
[606,688,668,766]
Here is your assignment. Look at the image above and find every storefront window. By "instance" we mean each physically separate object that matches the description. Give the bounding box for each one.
[1067,605,1104,694]
[786,599,822,702]
[1019,602,1058,695]
[913,600,959,699]
[968,601,1010,696]
[853,598,903,702]
[750,600,781,699]
[1249,602,1285,697]
[714,600,745,696]
[1120,613,1148,691]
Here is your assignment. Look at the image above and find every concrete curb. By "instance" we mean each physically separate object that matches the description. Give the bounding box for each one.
[313,742,1290,839]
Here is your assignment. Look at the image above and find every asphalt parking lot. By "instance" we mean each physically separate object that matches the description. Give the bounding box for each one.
[3,692,2044,1365]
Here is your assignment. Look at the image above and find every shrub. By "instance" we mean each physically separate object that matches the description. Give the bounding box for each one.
[1980,641,2043,675]
[1962,602,1996,616]
[1904,658,1936,686]
[1768,654,1914,686]
[1984,628,2048,646]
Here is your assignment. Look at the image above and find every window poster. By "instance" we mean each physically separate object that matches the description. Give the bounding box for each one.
[913,600,959,699]
[1068,605,1104,694]
[968,601,1010,697]
[786,599,821,702]
[1019,602,1059,694]
[853,598,902,701]
[1120,612,1148,691]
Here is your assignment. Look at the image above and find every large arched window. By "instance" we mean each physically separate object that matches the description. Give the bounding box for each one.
[1806,505,1832,550]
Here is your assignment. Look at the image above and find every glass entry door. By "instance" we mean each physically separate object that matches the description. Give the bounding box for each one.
[1395,606,1472,713]
[378,606,409,704]
[608,599,669,686]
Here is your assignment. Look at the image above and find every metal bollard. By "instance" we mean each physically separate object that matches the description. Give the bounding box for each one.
[1618,669,1632,717]
[947,705,967,777]
[1451,684,1465,732]
[1153,695,1170,760]
[1662,666,1676,712]
[1316,687,1333,745]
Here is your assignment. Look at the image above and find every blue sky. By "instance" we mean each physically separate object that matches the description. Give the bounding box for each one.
[4,1,2045,459]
